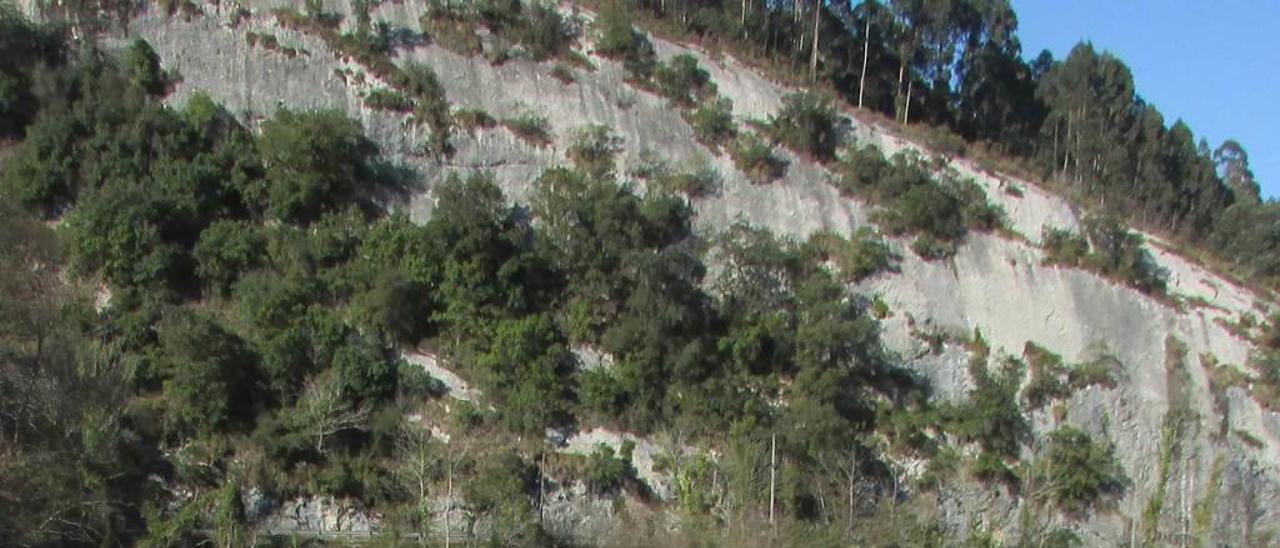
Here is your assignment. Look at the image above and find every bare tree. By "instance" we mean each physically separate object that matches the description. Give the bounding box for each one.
[397,424,441,535]
[297,372,369,454]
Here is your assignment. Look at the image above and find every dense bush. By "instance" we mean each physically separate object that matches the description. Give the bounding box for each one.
[1083,215,1168,295]
[584,441,637,495]
[946,350,1029,462]
[194,220,266,296]
[503,110,552,146]
[685,97,737,151]
[1042,216,1167,295]
[1033,426,1126,514]
[364,87,414,111]
[832,144,890,196]
[258,108,374,224]
[654,54,715,107]
[594,3,656,80]
[1041,226,1090,267]
[770,91,840,162]
[730,132,787,183]
[452,107,497,131]
[803,228,897,282]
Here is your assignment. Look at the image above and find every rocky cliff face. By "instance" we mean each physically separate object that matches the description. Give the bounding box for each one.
[42,0,1280,543]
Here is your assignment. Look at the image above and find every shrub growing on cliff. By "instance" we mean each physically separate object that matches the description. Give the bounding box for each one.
[1041,226,1090,267]
[686,97,737,151]
[730,132,786,183]
[770,91,839,163]
[567,124,623,178]
[1083,215,1168,295]
[594,4,656,81]
[1033,426,1126,514]
[654,54,715,108]
[503,110,552,146]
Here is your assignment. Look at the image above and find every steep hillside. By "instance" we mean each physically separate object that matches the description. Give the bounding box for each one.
[7,0,1280,545]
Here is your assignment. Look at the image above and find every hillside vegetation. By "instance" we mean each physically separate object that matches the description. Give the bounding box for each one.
[1,0,1278,546]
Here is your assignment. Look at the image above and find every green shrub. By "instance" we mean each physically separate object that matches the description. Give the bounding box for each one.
[420,7,483,55]
[452,107,496,131]
[194,220,266,297]
[549,63,575,84]
[1042,227,1090,267]
[594,4,656,80]
[909,234,955,261]
[364,87,414,112]
[1083,215,1168,295]
[1023,343,1070,410]
[945,175,1006,232]
[1033,426,1126,513]
[1069,355,1121,390]
[833,143,890,196]
[584,441,637,495]
[400,62,453,155]
[653,54,715,107]
[730,132,786,183]
[947,355,1029,460]
[566,124,622,178]
[517,2,570,60]
[685,97,737,151]
[634,151,721,197]
[770,91,839,162]
[503,110,552,146]
[804,228,897,282]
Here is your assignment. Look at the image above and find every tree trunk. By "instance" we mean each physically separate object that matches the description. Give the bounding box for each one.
[904,79,913,125]
[768,432,777,526]
[445,463,453,548]
[858,13,870,109]
[809,0,821,81]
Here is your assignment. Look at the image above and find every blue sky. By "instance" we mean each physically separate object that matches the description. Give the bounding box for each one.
[1015,1,1280,198]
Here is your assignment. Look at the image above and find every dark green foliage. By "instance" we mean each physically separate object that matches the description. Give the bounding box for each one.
[585,441,636,495]
[466,450,547,544]
[1023,343,1070,410]
[258,108,373,224]
[516,2,570,60]
[401,62,454,155]
[594,3,656,80]
[839,149,1002,259]
[803,228,897,282]
[730,132,787,183]
[1041,217,1167,295]
[1033,426,1126,514]
[947,350,1029,462]
[452,107,496,131]
[476,314,571,432]
[1041,227,1090,267]
[194,220,265,296]
[0,3,64,136]
[350,268,431,345]
[770,91,839,162]
[1082,215,1167,294]
[832,144,890,197]
[333,341,397,404]
[158,310,259,436]
[123,39,165,95]
[654,54,716,107]
[686,97,737,150]
[363,87,413,111]
[633,153,721,198]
